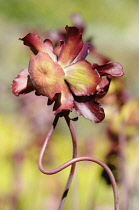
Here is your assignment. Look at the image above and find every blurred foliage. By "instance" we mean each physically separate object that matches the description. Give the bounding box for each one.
[0,0,139,29]
[0,0,139,210]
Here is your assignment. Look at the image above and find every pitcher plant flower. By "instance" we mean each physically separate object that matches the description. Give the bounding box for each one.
[11,25,124,210]
[12,26,123,123]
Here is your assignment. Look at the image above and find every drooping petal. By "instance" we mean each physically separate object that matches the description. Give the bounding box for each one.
[74,100,105,123]
[64,60,100,96]
[58,26,83,68]
[11,68,34,96]
[53,83,74,114]
[28,52,65,99]
[93,62,124,77]
[96,76,111,99]
[20,33,56,61]
[72,42,90,63]
[19,33,45,54]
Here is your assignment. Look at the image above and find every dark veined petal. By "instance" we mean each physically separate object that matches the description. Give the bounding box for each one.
[11,68,34,96]
[28,52,65,99]
[53,82,74,114]
[93,62,124,77]
[58,26,83,68]
[74,100,105,123]
[20,34,56,61]
[64,60,100,96]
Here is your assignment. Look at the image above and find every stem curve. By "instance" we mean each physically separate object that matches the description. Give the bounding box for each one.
[38,114,119,210]
[58,113,78,210]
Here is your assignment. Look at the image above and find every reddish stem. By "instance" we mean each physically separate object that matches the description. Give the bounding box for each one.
[38,114,119,210]
[58,113,78,210]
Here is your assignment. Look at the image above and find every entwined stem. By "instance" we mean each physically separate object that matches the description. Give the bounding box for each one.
[58,113,78,210]
[38,114,59,173]
[38,112,78,210]
[38,113,119,210]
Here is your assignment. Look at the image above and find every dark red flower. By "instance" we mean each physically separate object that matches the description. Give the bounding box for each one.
[11,26,124,123]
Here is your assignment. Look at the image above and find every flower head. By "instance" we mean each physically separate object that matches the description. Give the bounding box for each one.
[12,26,124,123]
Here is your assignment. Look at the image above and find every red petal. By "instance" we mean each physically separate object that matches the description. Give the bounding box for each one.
[93,62,124,77]
[11,68,34,96]
[72,42,90,63]
[96,77,111,99]
[53,83,74,114]
[43,39,57,61]
[74,100,105,123]
[58,26,83,68]
[53,41,64,57]
[29,52,65,99]
[20,33,56,61]
[65,60,100,96]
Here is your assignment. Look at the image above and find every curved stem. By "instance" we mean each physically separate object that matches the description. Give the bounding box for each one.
[38,114,119,210]
[57,113,78,210]
[38,114,60,170]
[40,157,119,210]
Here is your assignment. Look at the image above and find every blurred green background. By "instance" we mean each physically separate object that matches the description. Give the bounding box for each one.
[0,0,139,209]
